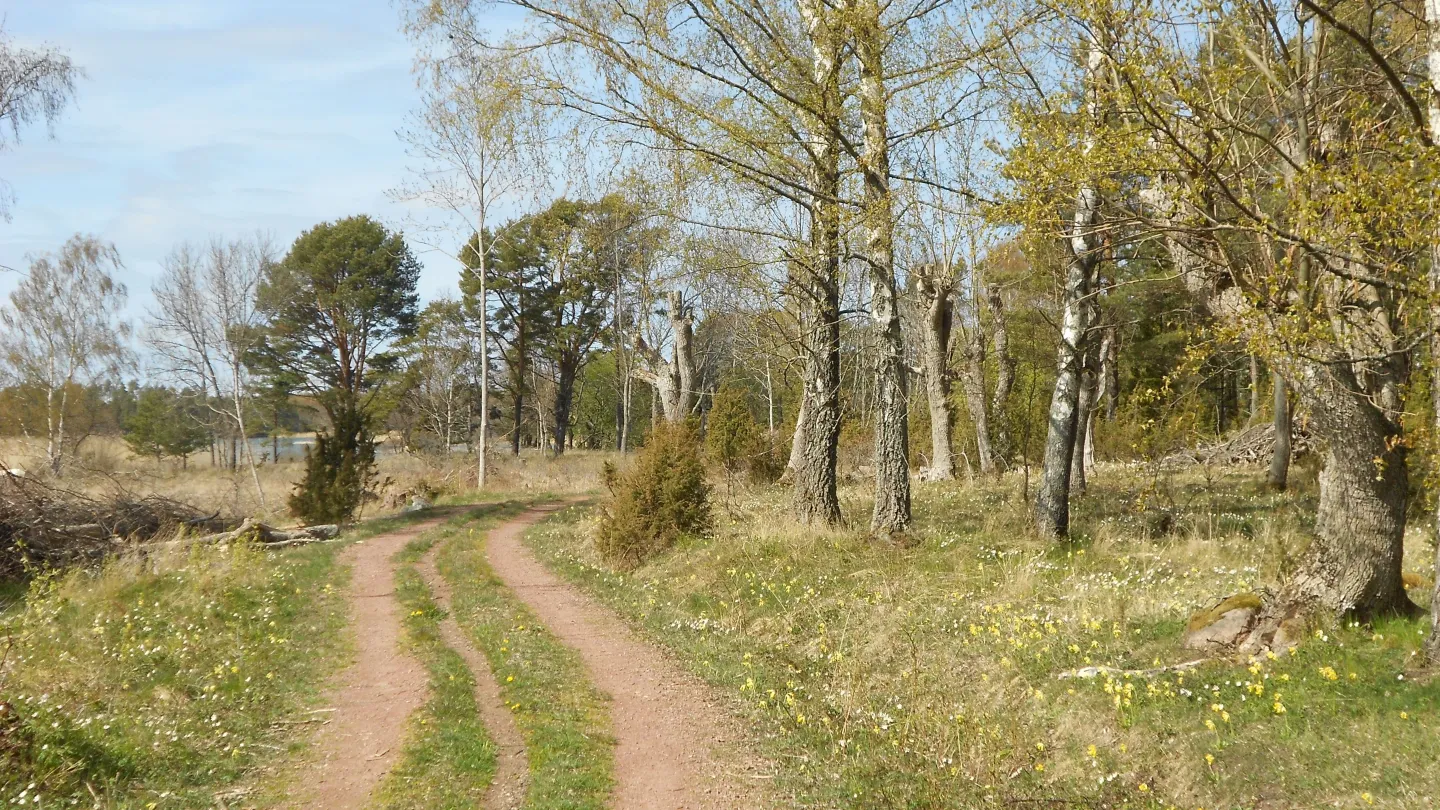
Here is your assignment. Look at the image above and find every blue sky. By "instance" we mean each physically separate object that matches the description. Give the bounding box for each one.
[0,0,484,318]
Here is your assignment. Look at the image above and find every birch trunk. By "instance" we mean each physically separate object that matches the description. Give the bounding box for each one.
[1035,39,1104,538]
[793,0,843,526]
[1071,352,1097,495]
[475,225,490,489]
[1424,0,1440,661]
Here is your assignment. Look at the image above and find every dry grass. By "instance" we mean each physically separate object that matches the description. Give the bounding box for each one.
[0,436,610,526]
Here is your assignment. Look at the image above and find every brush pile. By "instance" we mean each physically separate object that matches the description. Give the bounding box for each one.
[1163,421,1313,469]
[0,474,228,578]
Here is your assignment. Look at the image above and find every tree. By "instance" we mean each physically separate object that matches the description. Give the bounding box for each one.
[1030,30,1110,540]
[396,9,542,487]
[465,222,548,455]
[706,383,761,502]
[632,291,698,422]
[398,300,476,453]
[0,235,130,476]
[148,235,276,506]
[124,387,207,465]
[0,27,79,223]
[257,216,420,520]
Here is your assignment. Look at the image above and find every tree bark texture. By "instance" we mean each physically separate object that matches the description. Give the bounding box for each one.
[856,0,909,534]
[1280,363,1412,620]
[1267,372,1291,490]
[792,0,843,527]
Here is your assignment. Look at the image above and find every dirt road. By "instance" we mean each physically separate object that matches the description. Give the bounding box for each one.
[483,504,771,810]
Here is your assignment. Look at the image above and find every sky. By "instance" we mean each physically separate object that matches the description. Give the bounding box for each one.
[0,0,488,328]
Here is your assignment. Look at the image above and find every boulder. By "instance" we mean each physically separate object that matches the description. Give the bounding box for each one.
[1182,593,1262,651]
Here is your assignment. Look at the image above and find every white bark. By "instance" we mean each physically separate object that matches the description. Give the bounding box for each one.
[1035,40,1104,539]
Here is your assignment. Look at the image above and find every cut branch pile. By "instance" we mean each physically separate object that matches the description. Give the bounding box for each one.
[1162,422,1312,469]
[0,474,338,579]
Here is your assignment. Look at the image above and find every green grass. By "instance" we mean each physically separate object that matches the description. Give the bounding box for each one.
[0,535,349,808]
[437,504,615,810]
[373,501,529,809]
[523,468,1440,810]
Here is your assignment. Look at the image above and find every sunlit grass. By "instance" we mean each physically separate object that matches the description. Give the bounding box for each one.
[524,466,1440,809]
[439,506,616,810]
[0,536,348,807]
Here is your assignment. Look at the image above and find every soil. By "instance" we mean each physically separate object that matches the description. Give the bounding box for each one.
[285,503,771,809]
[289,515,447,809]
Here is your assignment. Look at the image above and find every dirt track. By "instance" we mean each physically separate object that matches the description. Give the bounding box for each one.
[290,516,443,809]
[483,504,771,810]
[288,504,769,809]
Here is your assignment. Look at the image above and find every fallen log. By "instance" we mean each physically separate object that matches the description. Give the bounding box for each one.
[146,519,341,551]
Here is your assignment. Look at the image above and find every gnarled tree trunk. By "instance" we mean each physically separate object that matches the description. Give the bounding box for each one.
[631,290,697,423]
[1273,364,1413,624]
[916,266,957,480]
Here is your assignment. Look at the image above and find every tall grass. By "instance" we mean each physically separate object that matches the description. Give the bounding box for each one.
[0,538,349,807]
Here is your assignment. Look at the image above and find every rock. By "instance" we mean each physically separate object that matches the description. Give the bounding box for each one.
[1184,606,1255,650]
[404,496,430,513]
[1183,592,1263,651]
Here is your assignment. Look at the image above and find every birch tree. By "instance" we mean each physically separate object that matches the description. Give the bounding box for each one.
[148,235,275,507]
[0,235,130,476]
[396,13,540,489]
[0,27,79,223]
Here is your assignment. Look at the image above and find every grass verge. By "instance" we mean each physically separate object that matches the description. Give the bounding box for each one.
[0,536,348,808]
[523,470,1440,810]
[437,502,615,810]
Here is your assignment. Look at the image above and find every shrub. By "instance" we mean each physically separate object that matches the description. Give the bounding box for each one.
[289,407,376,524]
[596,419,711,569]
[706,384,783,484]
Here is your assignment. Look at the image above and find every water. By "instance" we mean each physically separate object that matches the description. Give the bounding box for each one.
[244,435,402,463]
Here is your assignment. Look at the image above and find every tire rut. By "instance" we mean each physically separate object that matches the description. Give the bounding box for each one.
[482,503,773,810]
[289,515,446,809]
[417,535,529,810]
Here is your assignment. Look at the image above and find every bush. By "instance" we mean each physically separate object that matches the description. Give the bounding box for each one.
[706,384,783,484]
[289,407,376,524]
[596,419,711,569]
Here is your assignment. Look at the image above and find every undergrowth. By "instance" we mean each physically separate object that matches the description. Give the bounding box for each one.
[524,467,1440,810]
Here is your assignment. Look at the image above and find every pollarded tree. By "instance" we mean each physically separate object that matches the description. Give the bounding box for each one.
[256,216,420,520]
[0,235,131,476]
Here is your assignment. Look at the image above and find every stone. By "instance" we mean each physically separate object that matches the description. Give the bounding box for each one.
[1183,599,1259,651]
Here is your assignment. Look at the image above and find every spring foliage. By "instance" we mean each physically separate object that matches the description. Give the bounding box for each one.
[596,419,711,569]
